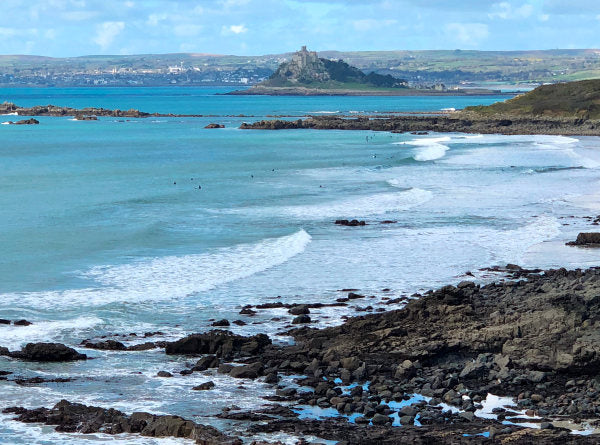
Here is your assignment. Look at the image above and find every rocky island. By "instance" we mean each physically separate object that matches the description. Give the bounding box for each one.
[228,46,502,96]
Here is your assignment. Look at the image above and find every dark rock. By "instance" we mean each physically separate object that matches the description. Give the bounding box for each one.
[205,123,225,129]
[289,305,310,315]
[193,355,219,371]
[157,371,173,378]
[211,319,230,327]
[239,307,257,316]
[14,377,72,386]
[229,363,263,379]
[8,119,39,125]
[567,233,600,246]
[335,219,366,227]
[165,330,271,358]
[218,364,234,374]
[9,343,86,362]
[3,400,240,444]
[292,315,311,324]
[13,319,32,326]
[193,381,215,390]
[83,340,127,351]
[0,319,10,325]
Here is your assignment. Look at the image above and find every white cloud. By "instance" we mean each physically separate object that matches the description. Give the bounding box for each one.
[173,24,203,37]
[147,13,168,26]
[0,27,39,38]
[445,22,489,47]
[222,24,248,35]
[489,2,534,19]
[61,10,98,21]
[93,21,125,50]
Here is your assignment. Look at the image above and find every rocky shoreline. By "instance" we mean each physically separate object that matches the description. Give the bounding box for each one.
[4,264,600,443]
[239,114,600,136]
[0,102,251,119]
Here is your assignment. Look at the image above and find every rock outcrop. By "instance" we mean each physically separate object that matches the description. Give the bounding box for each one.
[2,400,240,444]
[2,343,86,362]
[567,232,600,246]
[165,330,271,359]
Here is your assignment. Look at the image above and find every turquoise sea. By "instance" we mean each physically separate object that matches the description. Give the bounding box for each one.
[1,87,600,443]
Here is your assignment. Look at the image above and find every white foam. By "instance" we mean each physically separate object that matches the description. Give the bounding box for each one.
[478,215,561,264]
[1,122,10,125]
[0,112,18,116]
[394,136,451,161]
[279,188,433,219]
[310,110,340,114]
[0,231,311,308]
[0,316,103,350]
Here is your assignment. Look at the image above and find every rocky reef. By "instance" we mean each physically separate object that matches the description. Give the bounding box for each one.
[240,114,600,135]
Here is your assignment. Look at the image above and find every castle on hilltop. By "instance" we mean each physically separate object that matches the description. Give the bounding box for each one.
[278,46,330,83]
[260,46,407,89]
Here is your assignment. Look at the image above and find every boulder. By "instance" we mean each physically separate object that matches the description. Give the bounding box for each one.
[9,343,86,362]
[83,340,127,351]
[567,233,600,246]
[288,305,310,315]
[193,355,219,371]
[211,319,230,327]
[165,330,270,358]
[292,315,311,324]
[204,123,225,129]
[229,362,263,379]
[193,381,215,391]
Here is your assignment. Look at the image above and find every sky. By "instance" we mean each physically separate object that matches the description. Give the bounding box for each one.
[1,0,599,57]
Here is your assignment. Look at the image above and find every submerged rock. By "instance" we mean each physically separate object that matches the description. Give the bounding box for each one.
[335,219,366,227]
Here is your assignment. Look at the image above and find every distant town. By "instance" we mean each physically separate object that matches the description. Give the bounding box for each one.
[1,49,600,88]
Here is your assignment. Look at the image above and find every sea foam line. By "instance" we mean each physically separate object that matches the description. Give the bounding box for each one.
[0,230,312,309]
[279,188,433,219]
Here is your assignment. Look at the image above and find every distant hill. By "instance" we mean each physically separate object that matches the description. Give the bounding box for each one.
[2,48,600,87]
[464,79,600,119]
[261,46,407,89]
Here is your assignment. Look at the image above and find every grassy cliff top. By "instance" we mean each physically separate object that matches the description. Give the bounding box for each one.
[464,79,600,119]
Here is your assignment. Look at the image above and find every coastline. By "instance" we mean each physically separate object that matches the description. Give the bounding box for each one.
[239,114,600,136]
[4,264,600,443]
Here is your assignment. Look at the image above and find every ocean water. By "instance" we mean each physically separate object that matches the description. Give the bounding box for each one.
[1,87,600,443]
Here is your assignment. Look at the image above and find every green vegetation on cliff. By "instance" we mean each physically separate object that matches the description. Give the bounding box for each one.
[464,79,600,119]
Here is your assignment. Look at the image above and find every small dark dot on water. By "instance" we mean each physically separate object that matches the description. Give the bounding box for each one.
[173,182,176,185]
[198,185,202,189]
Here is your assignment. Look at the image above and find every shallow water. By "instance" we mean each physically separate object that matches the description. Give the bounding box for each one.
[1,87,600,443]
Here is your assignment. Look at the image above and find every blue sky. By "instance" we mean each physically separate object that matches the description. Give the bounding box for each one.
[1,0,599,56]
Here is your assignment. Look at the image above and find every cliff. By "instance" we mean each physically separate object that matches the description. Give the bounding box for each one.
[464,79,600,119]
